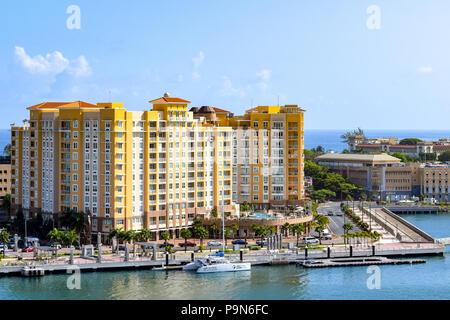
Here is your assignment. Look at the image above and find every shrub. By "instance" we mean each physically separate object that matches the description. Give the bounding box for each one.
[198,245,204,252]
[250,246,261,250]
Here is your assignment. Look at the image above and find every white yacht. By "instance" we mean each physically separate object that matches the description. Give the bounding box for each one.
[183,189,252,274]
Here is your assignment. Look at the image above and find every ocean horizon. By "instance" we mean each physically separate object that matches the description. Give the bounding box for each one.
[1,128,449,155]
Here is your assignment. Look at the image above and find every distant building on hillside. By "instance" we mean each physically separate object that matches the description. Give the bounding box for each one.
[347,135,450,157]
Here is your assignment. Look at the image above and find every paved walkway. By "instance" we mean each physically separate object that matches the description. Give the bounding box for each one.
[352,208,398,244]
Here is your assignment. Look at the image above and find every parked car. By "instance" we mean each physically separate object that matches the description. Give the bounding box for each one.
[321,232,332,240]
[21,246,34,252]
[207,241,223,246]
[179,241,197,247]
[232,239,248,245]
[335,211,343,216]
[158,243,174,249]
[256,238,268,246]
[302,236,319,244]
[7,242,15,249]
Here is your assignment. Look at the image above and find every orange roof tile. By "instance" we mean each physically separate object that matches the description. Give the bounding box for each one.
[212,107,230,113]
[149,97,191,104]
[27,101,98,110]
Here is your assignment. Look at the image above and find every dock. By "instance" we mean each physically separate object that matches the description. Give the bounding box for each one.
[297,256,426,268]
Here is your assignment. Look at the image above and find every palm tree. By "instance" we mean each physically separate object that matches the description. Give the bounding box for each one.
[340,128,365,143]
[63,230,78,247]
[0,230,10,257]
[180,229,192,252]
[342,223,353,244]
[160,231,170,251]
[229,223,239,239]
[1,194,11,213]
[292,223,305,247]
[254,226,269,247]
[281,223,291,237]
[195,226,208,247]
[210,209,218,218]
[210,221,219,239]
[224,228,232,246]
[250,223,259,239]
[305,221,316,236]
[315,225,325,244]
[109,227,123,252]
[138,228,152,242]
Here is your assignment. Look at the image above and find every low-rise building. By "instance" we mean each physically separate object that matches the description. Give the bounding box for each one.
[420,163,449,202]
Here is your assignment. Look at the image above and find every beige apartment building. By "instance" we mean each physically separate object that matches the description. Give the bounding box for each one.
[420,164,449,202]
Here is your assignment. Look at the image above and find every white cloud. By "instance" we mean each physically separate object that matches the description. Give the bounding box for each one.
[220,76,245,97]
[256,69,271,81]
[418,66,433,73]
[14,46,91,77]
[192,51,205,69]
[192,71,200,80]
[67,56,92,77]
[191,51,205,80]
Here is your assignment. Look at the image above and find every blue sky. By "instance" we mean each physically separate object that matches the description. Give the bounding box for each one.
[1,0,449,130]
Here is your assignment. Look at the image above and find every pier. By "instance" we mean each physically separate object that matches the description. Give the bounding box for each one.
[297,257,426,268]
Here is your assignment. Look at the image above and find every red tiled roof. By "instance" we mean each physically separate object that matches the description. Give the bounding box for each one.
[434,145,450,150]
[149,97,191,104]
[357,144,382,148]
[27,101,98,110]
[212,107,230,113]
[389,144,417,149]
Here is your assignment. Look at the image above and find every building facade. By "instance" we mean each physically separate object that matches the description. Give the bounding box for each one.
[420,163,449,202]
[10,95,307,239]
[202,105,306,210]
[317,153,449,202]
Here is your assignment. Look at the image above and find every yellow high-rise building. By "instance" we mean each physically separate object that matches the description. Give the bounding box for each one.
[10,94,305,241]
[11,94,235,241]
[191,104,306,211]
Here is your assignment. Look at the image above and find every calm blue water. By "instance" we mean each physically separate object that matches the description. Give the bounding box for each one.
[0,213,449,300]
[304,129,450,152]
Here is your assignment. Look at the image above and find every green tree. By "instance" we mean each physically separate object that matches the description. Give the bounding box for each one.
[312,189,336,202]
[210,209,218,218]
[399,138,422,145]
[160,231,170,251]
[254,226,269,247]
[438,151,450,162]
[292,223,305,247]
[63,230,78,247]
[340,128,365,143]
[281,223,291,237]
[180,229,192,252]
[138,228,152,242]
[229,223,239,239]
[194,226,208,246]
[3,144,11,157]
[0,230,10,257]
[209,221,219,239]
[1,194,11,213]
[224,228,232,246]
[315,225,325,245]
[343,223,353,244]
